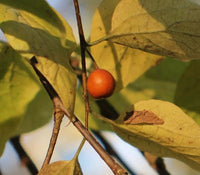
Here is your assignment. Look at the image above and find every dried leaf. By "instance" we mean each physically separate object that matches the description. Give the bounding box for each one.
[124,110,164,125]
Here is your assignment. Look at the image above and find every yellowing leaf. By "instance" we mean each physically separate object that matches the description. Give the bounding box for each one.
[90,0,163,91]
[0,42,52,155]
[38,160,82,175]
[175,60,200,125]
[96,100,200,171]
[108,0,200,60]
[0,0,77,113]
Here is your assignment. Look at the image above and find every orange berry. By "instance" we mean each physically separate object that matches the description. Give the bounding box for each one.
[87,69,115,99]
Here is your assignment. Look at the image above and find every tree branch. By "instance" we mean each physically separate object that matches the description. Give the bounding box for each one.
[30,56,128,175]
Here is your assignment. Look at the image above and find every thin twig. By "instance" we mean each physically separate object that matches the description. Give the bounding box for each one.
[73,0,90,129]
[30,56,128,175]
[10,136,38,175]
[41,111,64,168]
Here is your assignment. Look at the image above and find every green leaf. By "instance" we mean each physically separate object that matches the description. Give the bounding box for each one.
[0,42,52,155]
[110,100,200,171]
[175,60,200,125]
[104,0,200,60]
[38,160,82,175]
[0,0,77,113]
[90,0,162,92]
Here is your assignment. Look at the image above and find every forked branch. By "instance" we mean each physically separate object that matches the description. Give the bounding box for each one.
[30,56,128,175]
